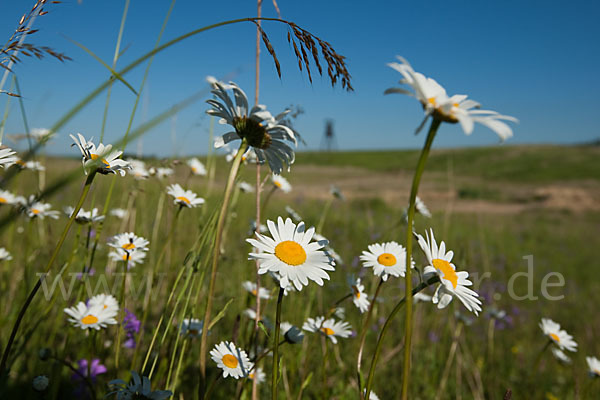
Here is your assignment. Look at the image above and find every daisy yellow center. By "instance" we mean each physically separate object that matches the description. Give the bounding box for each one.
[550,333,560,343]
[352,285,361,298]
[90,154,110,168]
[81,314,99,325]
[321,327,334,335]
[377,253,396,267]
[0,197,6,203]
[249,372,255,379]
[122,243,135,251]
[274,180,282,188]
[274,241,306,266]
[122,253,129,261]
[176,196,191,205]
[32,209,40,215]
[427,97,436,105]
[433,259,458,289]
[251,289,258,296]
[222,354,238,369]
[192,167,197,173]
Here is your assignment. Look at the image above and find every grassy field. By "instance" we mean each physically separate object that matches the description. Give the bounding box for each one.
[0,144,599,399]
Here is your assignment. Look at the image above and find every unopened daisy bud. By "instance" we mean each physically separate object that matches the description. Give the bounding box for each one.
[280,322,304,344]
[32,375,49,391]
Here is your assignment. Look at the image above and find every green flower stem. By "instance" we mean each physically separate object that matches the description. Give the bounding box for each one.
[199,139,249,387]
[115,254,130,370]
[364,275,440,400]
[272,286,285,400]
[0,171,96,376]
[400,118,441,400]
[356,278,384,398]
[316,197,334,234]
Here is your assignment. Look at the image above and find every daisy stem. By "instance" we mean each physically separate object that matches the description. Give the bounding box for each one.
[115,253,131,369]
[364,275,439,400]
[400,118,441,400]
[531,340,552,377]
[0,171,96,377]
[356,278,384,397]
[271,286,284,400]
[316,197,334,234]
[199,139,249,391]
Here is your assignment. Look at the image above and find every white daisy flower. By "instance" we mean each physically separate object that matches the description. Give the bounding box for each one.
[247,217,335,291]
[166,184,205,208]
[70,133,131,176]
[30,128,54,142]
[12,159,45,171]
[224,146,258,164]
[64,302,117,330]
[242,281,271,300]
[109,232,149,254]
[586,356,600,377]
[88,294,119,315]
[0,145,18,168]
[539,318,577,352]
[349,277,370,313]
[270,271,296,296]
[209,341,252,379]
[110,208,128,219]
[0,190,17,205]
[180,318,203,337]
[237,181,254,193]
[302,316,352,344]
[248,367,266,384]
[187,157,207,176]
[243,308,257,320]
[281,322,304,344]
[0,248,12,261]
[149,167,174,179]
[551,348,571,364]
[386,56,517,141]
[107,371,172,400]
[271,174,291,193]
[207,78,297,174]
[415,229,482,315]
[128,159,150,180]
[109,248,147,267]
[26,199,59,219]
[415,196,432,218]
[360,241,409,281]
[64,206,105,224]
[364,390,380,400]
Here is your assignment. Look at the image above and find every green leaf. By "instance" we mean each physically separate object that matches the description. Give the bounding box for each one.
[208,298,234,330]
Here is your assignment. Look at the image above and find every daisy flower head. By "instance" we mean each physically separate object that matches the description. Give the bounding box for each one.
[0,248,12,261]
[206,78,297,174]
[360,241,409,281]
[26,199,59,219]
[238,181,254,193]
[180,318,203,338]
[302,316,352,344]
[70,133,131,176]
[30,128,54,142]
[415,229,482,315]
[166,184,205,208]
[110,208,128,219]
[109,232,149,254]
[413,292,433,304]
[242,281,271,300]
[12,159,45,171]
[349,277,370,313]
[150,167,174,179]
[209,341,252,379]
[128,159,150,180]
[539,318,577,352]
[247,217,335,291]
[386,56,517,141]
[64,302,118,330]
[551,348,571,364]
[187,157,207,176]
[271,174,292,193]
[109,247,147,267]
[0,144,17,168]
[248,367,266,384]
[586,356,600,377]
[107,371,172,400]
[0,190,16,205]
[88,294,119,314]
[415,196,432,218]
[64,206,105,224]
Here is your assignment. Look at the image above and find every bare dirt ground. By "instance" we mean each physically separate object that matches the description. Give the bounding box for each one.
[289,165,600,214]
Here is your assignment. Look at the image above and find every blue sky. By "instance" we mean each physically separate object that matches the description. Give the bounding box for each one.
[1,0,599,157]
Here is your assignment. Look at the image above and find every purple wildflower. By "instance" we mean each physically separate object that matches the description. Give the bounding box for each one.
[72,358,106,398]
[123,308,141,349]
